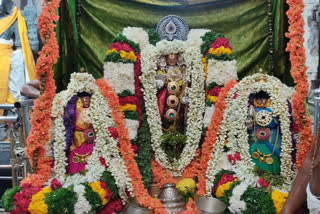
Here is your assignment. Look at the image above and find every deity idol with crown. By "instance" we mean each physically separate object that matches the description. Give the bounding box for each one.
[103,16,238,186]
[204,73,299,213]
[246,91,282,174]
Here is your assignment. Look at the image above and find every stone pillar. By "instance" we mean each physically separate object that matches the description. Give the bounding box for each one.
[304,0,320,127]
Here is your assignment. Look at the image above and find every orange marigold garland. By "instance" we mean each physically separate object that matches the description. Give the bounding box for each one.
[197,79,237,196]
[22,0,60,186]
[96,78,168,214]
[285,0,313,169]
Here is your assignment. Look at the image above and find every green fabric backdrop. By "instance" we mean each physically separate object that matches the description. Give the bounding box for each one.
[55,0,289,90]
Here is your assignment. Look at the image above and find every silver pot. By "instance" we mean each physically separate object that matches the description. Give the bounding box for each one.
[123,197,153,214]
[158,183,186,213]
[195,197,226,214]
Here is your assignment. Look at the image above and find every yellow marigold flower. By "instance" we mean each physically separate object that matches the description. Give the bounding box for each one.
[225,48,232,55]
[28,187,52,214]
[216,181,232,198]
[89,181,108,205]
[128,51,137,61]
[271,190,288,214]
[120,104,137,112]
[207,95,217,103]
[105,48,117,55]
[176,178,196,194]
[120,50,127,59]
[202,56,208,79]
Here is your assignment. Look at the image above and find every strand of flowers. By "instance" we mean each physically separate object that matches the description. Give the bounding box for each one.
[22,0,60,187]
[196,79,237,196]
[140,41,205,176]
[134,53,142,126]
[205,74,295,194]
[51,73,132,200]
[73,184,92,214]
[96,78,169,214]
[97,78,199,214]
[286,0,313,169]
[151,149,202,188]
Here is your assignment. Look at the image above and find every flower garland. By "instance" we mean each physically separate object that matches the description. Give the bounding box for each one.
[51,73,132,201]
[205,74,295,195]
[197,80,237,196]
[28,187,52,214]
[122,27,150,50]
[96,78,168,213]
[286,0,313,169]
[22,0,60,187]
[151,149,202,188]
[140,40,205,176]
[97,78,200,213]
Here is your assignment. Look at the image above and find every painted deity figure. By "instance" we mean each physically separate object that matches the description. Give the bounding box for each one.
[247,91,281,174]
[155,53,187,134]
[67,92,96,174]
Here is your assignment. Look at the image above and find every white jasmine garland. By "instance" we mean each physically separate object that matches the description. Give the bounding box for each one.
[125,119,139,140]
[186,29,210,50]
[73,184,92,214]
[206,59,238,86]
[203,105,215,128]
[140,40,205,176]
[205,74,295,194]
[228,182,248,213]
[51,73,132,201]
[103,62,135,94]
[122,27,150,49]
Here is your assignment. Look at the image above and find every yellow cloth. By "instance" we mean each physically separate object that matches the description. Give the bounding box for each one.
[0,6,36,105]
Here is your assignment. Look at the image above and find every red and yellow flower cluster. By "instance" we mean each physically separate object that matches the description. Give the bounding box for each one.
[105,42,137,62]
[212,173,238,198]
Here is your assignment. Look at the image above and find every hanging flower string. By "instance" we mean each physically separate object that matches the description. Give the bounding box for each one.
[22,0,60,186]
[285,0,313,169]
[96,78,168,213]
[97,78,198,213]
[197,79,237,196]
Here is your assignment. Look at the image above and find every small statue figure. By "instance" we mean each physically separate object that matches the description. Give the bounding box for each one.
[67,92,96,174]
[248,91,281,174]
[156,53,187,134]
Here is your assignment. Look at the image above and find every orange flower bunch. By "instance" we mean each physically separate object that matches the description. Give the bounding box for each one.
[197,80,237,196]
[151,149,201,187]
[22,0,60,186]
[285,0,313,169]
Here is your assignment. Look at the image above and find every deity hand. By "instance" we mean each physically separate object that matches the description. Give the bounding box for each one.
[83,128,96,144]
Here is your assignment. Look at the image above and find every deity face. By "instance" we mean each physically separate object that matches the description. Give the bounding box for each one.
[256,98,267,109]
[81,96,91,108]
[166,53,178,66]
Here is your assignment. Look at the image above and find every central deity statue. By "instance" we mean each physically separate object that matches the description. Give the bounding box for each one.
[156,53,187,133]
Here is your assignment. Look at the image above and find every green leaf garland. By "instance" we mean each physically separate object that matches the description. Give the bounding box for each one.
[45,187,77,214]
[200,31,225,55]
[1,186,21,212]
[111,34,140,54]
[84,183,103,211]
[101,171,120,200]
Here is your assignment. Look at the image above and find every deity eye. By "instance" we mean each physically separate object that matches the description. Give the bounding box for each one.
[88,132,94,137]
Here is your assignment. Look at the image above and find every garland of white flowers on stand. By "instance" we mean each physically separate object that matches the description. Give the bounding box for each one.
[140,40,205,176]
[205,73,295,194]
[51,73,132,201]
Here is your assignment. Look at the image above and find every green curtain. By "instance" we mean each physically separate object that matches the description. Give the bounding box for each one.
[56,0,288,90]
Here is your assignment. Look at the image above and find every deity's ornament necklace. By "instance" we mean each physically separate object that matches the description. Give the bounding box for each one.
[72,151,91,164]
[251,110,279,165]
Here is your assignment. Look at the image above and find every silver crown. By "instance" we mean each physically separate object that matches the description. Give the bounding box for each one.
[156,15,189,41]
